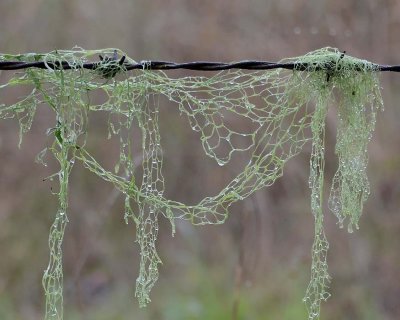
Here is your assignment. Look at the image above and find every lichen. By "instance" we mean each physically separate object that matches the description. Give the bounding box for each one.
[0,47,383,320]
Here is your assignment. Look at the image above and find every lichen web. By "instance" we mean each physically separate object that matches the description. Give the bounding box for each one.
[0,47,383,320]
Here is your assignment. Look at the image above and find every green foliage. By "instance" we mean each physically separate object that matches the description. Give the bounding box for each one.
[0,47,383,320]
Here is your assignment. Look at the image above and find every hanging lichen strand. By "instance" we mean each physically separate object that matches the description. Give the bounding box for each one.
[288,49,382,319]
[0,48,383,320]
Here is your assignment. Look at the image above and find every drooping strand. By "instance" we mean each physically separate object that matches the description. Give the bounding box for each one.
[135,92,164,307]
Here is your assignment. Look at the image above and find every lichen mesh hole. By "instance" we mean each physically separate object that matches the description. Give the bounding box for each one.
[0,47,383,320]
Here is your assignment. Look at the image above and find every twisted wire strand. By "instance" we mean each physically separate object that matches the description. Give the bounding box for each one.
[1,58,399,72]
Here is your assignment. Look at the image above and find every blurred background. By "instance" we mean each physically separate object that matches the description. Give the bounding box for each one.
[0,0,399,319]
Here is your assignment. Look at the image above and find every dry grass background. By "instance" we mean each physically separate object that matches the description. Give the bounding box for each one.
[0,1,400,319]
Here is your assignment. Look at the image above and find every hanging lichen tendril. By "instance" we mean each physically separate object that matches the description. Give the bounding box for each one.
[28,51,88,320]
[293,48,383,320]
[328,68,382,233]
[134,90,165,306]
[303,81,331,320]
[36,61,86,320]
[42,140,72,320]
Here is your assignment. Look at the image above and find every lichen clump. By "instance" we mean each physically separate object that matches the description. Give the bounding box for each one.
[291,48,382,319]
[0,47,382,320]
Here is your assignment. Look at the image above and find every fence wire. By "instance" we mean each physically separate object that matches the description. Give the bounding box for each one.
[1,52,399,73]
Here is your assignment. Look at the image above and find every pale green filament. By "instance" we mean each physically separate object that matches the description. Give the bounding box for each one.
[0,47,383,320]
[134,91,164,306]
[42,144,71,320]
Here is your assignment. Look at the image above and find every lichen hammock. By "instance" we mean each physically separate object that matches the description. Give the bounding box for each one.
[0,47,382,320]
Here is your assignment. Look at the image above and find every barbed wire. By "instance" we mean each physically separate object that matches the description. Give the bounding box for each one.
[1,55,399,73]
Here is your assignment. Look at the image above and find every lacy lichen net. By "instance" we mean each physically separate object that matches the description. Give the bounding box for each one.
[0,47,382,320]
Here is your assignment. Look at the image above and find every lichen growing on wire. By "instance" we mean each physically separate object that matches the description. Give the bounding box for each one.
[0,47,383,320]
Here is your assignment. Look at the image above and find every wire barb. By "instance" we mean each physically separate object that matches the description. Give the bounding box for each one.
[96,50,126,78]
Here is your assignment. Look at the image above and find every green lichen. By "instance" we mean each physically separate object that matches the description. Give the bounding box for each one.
[290,48,382,319]
[0,47,383,320]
